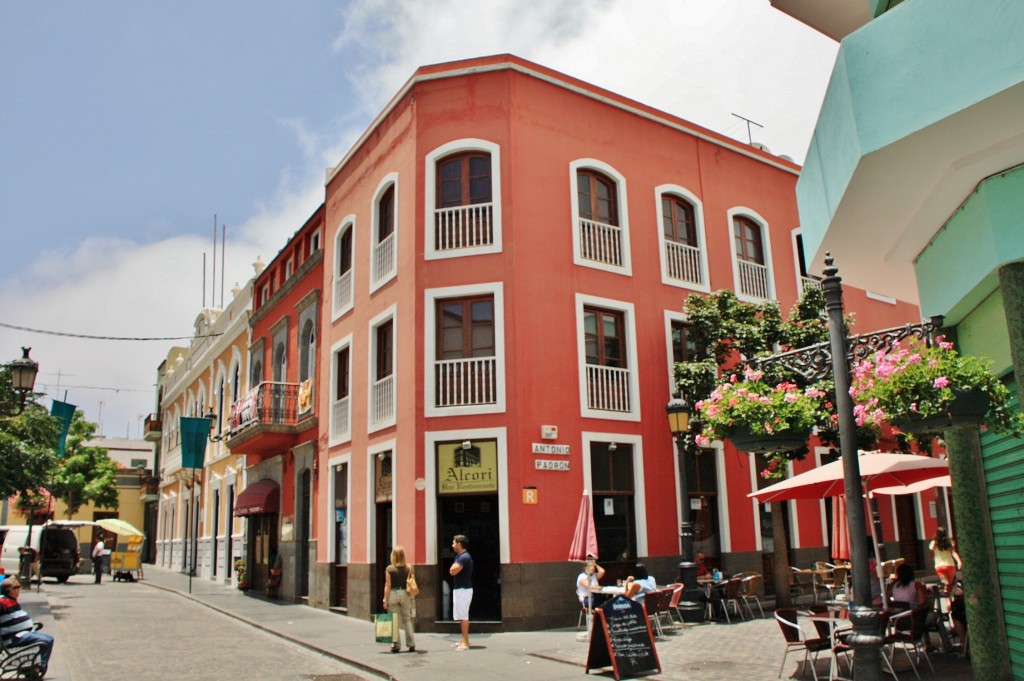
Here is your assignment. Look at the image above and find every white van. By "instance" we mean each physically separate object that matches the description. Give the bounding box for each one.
[0,523,82,582]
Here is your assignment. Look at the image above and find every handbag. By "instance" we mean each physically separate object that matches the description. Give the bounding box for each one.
[406,567,420,597]
[374,613,396,643]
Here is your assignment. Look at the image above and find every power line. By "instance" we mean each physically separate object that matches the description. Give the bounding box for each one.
[0,321,220,341]
[37,382,153,394]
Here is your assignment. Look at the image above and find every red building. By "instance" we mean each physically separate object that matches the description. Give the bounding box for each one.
[226,205,325,601]
[306,55,920,630]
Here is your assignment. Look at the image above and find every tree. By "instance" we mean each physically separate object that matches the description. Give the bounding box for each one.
[0,365,60,500]
[674,287,833,606]
[48,411,120,517]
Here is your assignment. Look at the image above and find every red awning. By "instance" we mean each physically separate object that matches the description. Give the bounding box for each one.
[234,479,280,516]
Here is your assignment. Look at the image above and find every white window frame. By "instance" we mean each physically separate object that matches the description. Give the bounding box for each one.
[727,206,776,303]
[656,184,710,292]
[575,293,641,421]
[424,427,509,564]
[581,431,648,557]
[367,304,397,433]
[310,228,321,253]
[664,310,693,398]
[328,333,353,447]
[370,173,399,293]
[569,159,632,276]
[425,139,503,260]
[424,282,506,417]
[332,215,356,322]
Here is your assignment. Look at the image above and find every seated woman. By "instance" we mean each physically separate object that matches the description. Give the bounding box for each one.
[623,564,657,603]
[576,556,606,609]
[887,563,927,608]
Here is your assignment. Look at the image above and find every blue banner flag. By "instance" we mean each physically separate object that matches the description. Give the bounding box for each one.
[50,400,77,457]
[180,417,211,469]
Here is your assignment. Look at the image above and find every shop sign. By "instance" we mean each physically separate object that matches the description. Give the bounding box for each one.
[438,440,498,494]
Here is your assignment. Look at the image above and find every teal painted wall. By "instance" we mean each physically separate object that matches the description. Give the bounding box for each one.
[917,166,1024,323]
[798,1,1024,258]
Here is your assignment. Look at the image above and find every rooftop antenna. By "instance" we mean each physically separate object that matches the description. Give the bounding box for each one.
[202,253,207,308]
[731,113,764,145]
[220,222,226,308]
[211,214,217,309]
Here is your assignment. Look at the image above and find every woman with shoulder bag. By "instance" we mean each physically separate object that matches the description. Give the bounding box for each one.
[383,545,416,653]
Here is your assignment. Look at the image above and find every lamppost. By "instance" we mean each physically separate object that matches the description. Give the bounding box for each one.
[2,347,39,416]
[666,395,697,591]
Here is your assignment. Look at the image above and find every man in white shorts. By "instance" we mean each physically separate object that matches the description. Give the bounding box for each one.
[449,534,473,651]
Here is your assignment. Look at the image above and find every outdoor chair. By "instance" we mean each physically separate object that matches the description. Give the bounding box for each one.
[666,583,685,624]
[645,588,676,637]
[0,622,46,680]
[738,574,765,618]
[807,611,853,681]
[886,606,934,679]
[774,608,830,680]
[708,577,746,623]
[817,566,848,603]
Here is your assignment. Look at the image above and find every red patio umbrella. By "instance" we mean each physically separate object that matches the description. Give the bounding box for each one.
[568,490,598,562]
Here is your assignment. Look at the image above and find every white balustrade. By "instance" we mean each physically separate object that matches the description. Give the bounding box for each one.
[373,233,396,284]
[371,374,395,425]
[665,241,703,285]
[434,357,497,407]
[586,365,631,412]
[434,203,493,251]
[334,269,353,314]
[737,259,770,300]
[579,218,623,267]
[331,395,350,440]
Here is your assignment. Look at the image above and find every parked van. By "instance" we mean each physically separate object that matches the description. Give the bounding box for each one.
[0,524,81,582]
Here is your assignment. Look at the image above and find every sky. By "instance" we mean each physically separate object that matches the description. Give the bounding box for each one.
[0,0,838,439]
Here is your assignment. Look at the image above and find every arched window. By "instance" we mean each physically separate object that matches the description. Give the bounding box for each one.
[663,195,697,247]
[733,216,765,265]
[299,320,315,382]
[377,185,395,241]
[437,152,492,208]
[577,170,618,226]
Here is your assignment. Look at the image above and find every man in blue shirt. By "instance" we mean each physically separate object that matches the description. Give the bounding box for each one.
[449,534,473,651]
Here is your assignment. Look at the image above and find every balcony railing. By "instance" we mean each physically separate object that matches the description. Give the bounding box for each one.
[664,241,704,285]
[229,382,300,433]
[373,233,396,285]
[737,259,770,300]
[334,269,353,315]
[434,203,493,251]
[331,395,350,440]
[801,275,822,292]
[371,374,395,426]
[143,413,162,442]
[435,357,497,408]
[586,364,631,412]
[579,218,623,267]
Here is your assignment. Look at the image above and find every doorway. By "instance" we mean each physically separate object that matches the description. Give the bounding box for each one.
[299,469,311,599]
[437,495,501,621]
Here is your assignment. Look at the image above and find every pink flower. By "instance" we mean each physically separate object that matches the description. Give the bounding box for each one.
[695,434,711,447]
[933,376,950,389]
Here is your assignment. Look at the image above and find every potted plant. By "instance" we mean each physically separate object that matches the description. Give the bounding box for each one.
[266,554,283,597]
[235,558,248,590]
[695,367,828,461]
[849,336,1024,436]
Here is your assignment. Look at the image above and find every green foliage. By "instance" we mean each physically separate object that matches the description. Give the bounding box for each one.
[0,367,60,499]
[49,411,120,517]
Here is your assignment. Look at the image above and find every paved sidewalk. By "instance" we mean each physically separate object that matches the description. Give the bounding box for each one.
[131,567,973,681]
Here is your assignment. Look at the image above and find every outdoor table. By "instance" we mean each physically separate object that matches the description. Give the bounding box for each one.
[696,577,728,619]
[804,609,853,681]
[794,568,832,602]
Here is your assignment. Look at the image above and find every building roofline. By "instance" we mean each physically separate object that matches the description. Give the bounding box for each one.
[325,54,799,186]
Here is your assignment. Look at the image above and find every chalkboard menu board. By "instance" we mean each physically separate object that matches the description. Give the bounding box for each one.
[585,596,661,679]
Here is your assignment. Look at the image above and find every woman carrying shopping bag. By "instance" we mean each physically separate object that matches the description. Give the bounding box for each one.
[383,545,416,653]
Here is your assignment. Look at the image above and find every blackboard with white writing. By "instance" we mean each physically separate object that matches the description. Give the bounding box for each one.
[585,596,660,679]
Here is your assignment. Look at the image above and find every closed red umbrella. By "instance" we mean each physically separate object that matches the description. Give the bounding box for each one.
[831,495,850,562]
[568,490,598,561]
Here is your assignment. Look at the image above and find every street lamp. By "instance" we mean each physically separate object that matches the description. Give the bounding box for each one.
[4,347,39,415]
[666,395,697,591]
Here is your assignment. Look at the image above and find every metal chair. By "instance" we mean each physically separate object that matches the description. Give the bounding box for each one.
[774,608,830,680]
[886,606,934,679]
[0,622,47,680]
[738,574,765,618]
[817,566,848,603]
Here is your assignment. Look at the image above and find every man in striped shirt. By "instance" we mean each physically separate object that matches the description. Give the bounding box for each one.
[0,578,53,676]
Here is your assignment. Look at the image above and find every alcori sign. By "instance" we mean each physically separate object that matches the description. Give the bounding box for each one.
[437,440,498,494]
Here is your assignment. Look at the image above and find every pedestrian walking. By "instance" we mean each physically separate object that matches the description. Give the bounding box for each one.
[449,534,473,652]
[929,527,962,595]
[92,534,106,584]
[382,545,416,653]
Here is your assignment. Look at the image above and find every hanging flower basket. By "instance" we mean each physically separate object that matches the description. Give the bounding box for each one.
[728,423,813,454]
[892,387,991,435]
